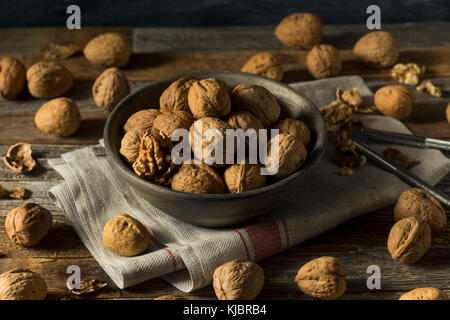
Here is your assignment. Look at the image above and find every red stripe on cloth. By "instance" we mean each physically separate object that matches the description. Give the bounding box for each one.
[164,248,177,271]
[245,219,282,261]
[234,230,251,260]
[281,218,290,248]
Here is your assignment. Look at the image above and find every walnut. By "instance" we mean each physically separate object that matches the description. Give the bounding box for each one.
[92,67,130,112]
[123,109,160,133]
[394,188,446,233]
[353,31,399,68]
[0,57,26,99]
[416,80,442,97]
[160,76,197,113]
[224,163,267,193]
[230,84,280,128]
[5,203,53,247]
[383,147,416,168]
[337,167,353,176]
[0,184,6,198]
[41,43,81,60]
[387,217,431,264]
[9,186,30,199]
[374,85,415,120]
[0,268,47,300]
[266,133,307,179]
[213,260,264,300]
[34,97,81,136]
[171,163,225,194]
[399,287,449,300]
[391,63,425,85]
[274,13,322,49]
[153,111,194,138]
[70,279,107,296]
[226,111,264,132]
[241,52,283,80]
[306,44,342,79]
[26,61,73,98]
[336,88,375,113]
[294,256,346,300]
[446,103,450,124]
[83,32,131,68]
[132,130,175,186]
[102,213,151,257]
[273,118,311,148]
[120,127,149,163]
[188,78,231,119]
[3,142,36,173]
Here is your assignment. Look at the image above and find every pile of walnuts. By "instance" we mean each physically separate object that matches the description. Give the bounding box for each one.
[120,76,311,194]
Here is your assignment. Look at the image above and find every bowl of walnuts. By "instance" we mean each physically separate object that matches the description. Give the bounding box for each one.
[104,70,327,227]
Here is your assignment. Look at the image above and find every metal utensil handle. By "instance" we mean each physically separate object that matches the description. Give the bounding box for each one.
[353,139,450,208]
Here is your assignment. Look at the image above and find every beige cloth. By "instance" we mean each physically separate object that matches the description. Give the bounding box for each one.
[48,76,450,291]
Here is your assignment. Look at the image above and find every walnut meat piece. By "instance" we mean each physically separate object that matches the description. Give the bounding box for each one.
[3,142,36,174]
[273,118,311,148]
[102,213,151,257]
[83,32,131,68]
[294,256,346,300]
[5,203,53,247]
[241,52,283,81]
[153,111,194,138]
[275,13,322,49]
[416,80,442,97]
[353,31,399,68]
[267,133,307,179]
[0,268,47,300]
[391,63,425,85]
[34,97,81,136]
[120,127,149,163]
[213,260,264,300]
[394,188,446,233]
[0,57,26,99]
[399,287,449,300]
[224,163,267,193]
[375,85,415,120]
[171,163,225,194]
[306,45,342,79]
[231,84,280,128]
[160,76,197,112]
[123,109,160,133]
[387,217,431,264]
[226,111,264,132]
[26,61,73,98]
[188,78,231,119]
[92,67,130,112]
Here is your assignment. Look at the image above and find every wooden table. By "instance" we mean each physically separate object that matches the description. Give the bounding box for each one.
[0,23,449,300]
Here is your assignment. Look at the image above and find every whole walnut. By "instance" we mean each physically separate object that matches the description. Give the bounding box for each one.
[171,163,225,194]
[213,260,264,300]
[224,163,267,193]
[375,85,415,120]
[5,203,53,247]
[226,111,264,132]
[120,127,149,163]
[3,142,36,174]
[26,61,73,98]
[160,76,197,113]
[446,103,450,124]
[123,109,160,133]
[353,31,399,68]
[399,287,449,300]
[102,213,151,257]
[0,268,47,300]
[188,78,231,119]
[153,111,194,138]
[92,67,130,112]
[306,44,342,79]
[387,217,431,264]
[394,188,446,233]
[294,256,346,300]
[241,52,284,81]
[275,13,322,49]
[273,118,311,148]
[83,32,131,68]
[267,133,307,179]
[230,84,280,128]
[0,57,25,99]
[34,97,81,136]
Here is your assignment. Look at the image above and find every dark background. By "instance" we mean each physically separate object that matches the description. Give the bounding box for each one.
[0,0,448,27]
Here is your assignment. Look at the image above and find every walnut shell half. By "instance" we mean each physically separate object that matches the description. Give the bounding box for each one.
[0,57,26,99]
[26,61,73,98]
[120,127,149,163]
[0,268,47,300]
[3,142,36,174]
[92,67,130,112]
[34,97,81,136]
[171,163,225,194]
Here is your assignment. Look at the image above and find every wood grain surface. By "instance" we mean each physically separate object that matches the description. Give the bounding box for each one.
[0,24,449,300]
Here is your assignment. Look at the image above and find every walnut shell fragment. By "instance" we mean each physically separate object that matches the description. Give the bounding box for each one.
[274,118,311,148]
[3,142,36,174]
[160,76,197,113]
[241,52,283,80]
[35,97,81,136]
[224,163,267,193]
[306,44,342,79]
[0,57,26,99]
[0,268,47,300]
[124,109,160,133]
[295,256,346,300]
[171,163,225,194]
[383,147,416,168]
[266,133,307,178]
[70,279,107,296]
[26,61,73,98]
[92,67,130,112]
[275,13,323,49]
[188,78,231,119]
[9,186,30,199]
[353,31,399,68]
[399,287,449,300]
[213,260,264,300]
[83,32,131,68]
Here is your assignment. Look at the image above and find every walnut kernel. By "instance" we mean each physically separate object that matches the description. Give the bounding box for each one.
[416,80,442,97]
[391,63,425,85]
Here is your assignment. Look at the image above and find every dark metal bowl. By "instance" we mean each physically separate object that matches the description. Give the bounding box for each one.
[104,70,327,227]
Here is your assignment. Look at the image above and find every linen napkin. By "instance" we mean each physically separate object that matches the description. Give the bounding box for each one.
[48,76,450,291]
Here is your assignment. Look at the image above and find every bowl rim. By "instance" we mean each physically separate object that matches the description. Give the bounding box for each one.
[104,70,327,200]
